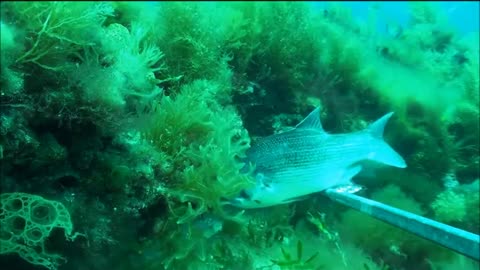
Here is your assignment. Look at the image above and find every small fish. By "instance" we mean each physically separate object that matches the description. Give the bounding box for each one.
[229,107,406,209]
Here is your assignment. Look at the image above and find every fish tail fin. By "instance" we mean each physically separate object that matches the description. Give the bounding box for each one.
[367,112,407,168]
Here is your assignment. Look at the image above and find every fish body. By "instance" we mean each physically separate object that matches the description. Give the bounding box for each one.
[230,107,406,209]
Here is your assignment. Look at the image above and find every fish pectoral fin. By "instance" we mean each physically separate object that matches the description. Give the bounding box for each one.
[281,194,312,204]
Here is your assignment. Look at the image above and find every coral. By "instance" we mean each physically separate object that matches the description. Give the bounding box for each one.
[0,192,82,270]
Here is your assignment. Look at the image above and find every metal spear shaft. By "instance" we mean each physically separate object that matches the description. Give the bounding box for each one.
[325,188,480,261]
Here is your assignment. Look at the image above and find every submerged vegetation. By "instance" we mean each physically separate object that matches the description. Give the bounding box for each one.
[0,2,478,270]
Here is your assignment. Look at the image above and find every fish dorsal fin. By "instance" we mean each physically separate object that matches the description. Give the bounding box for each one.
[295,107,325,132]
[367,112,394,139]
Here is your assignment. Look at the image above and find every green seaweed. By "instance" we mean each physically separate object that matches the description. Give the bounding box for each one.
[269,240,322,270]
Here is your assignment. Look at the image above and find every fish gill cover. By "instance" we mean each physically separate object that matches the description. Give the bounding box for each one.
[0,2,478,270]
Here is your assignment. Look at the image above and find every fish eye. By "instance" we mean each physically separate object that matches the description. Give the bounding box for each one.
[239,189,251,200]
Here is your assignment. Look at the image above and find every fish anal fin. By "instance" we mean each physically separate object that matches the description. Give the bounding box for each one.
[341,165,363,184]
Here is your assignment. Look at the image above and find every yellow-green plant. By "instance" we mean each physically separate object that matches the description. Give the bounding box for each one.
[141,79,253,222]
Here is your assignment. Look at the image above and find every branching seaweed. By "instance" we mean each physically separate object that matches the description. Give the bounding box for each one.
[268,240,322,270]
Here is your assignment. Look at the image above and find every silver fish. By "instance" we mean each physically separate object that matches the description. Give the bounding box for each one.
[229,107,407,209]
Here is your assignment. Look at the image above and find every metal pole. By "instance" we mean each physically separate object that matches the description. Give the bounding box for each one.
[325,188,480,261]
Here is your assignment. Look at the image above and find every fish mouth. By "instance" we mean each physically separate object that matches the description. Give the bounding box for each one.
[219,196,234,205]
[220,195,245,206]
